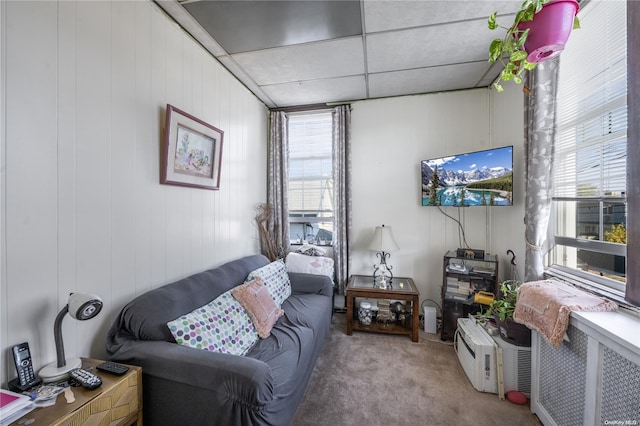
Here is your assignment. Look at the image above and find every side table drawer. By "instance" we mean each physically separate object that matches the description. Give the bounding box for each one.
[58,369,140,426]
[10,359,142,426]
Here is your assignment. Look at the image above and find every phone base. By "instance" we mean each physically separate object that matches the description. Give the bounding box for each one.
[8,376,42,392]
[39,357,82,383]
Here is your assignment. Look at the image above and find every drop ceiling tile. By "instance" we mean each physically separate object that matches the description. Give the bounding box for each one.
[182,0,362,54]
[261,75,367,107]
[232,37,365,86]
[366,19,499,73]
[368,61,493,98]
[364,0,521,33]
[155,0,227,56]
[217,56,277,107]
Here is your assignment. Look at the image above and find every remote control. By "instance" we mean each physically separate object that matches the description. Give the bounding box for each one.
[69,368,102,390]
[96,361,129,376]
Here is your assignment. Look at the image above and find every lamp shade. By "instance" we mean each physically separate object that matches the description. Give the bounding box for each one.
[368,225,399,252]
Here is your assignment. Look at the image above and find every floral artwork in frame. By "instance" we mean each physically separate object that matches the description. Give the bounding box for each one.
[161,104,224,190]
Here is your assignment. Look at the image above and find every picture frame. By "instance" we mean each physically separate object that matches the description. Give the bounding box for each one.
[161,104,224,190]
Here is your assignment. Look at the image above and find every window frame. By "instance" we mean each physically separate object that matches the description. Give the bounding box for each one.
[625,0,640,306]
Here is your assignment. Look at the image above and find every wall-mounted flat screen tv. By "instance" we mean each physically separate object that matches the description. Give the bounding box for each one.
[421,146,513,207]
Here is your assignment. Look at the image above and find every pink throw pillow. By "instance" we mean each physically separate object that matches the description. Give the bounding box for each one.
[232,277,284,339]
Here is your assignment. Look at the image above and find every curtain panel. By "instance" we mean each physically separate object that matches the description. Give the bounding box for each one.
[266,110,290,259]
[332,105,352,294]
[523,58,560,281]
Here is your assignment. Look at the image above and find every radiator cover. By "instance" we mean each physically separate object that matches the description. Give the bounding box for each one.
[531,313,640,425]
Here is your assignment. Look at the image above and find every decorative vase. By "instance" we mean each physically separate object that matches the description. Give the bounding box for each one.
[358,302,373,326]
[518,0,580,63]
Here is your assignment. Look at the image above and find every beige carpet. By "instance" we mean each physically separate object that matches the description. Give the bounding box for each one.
[291,313,541,426]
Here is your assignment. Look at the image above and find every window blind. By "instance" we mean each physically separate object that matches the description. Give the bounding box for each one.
[553,0,627,200]
[288,112,333,214]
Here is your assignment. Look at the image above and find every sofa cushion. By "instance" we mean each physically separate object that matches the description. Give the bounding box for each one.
[246,259,291,307]
[232,277,284,338]
[166,291,259,356]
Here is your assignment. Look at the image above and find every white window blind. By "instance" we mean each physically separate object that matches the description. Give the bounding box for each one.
[288,112,333,215]
[549,0,628,290]
[553,0,627,200]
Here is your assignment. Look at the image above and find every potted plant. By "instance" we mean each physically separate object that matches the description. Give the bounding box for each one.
[483,280,531,346]
[488,0,580,92]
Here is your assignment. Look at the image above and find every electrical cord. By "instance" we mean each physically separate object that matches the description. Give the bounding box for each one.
[437,206,470,248]
[423,335,455,346]
[420,298,442,317]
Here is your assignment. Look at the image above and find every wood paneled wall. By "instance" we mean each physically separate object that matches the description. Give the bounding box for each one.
[1,0,267,383]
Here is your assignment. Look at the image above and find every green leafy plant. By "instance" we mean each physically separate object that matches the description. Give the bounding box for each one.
[488,0,580,92]
[483,280,521,321]
[604,223,627,244]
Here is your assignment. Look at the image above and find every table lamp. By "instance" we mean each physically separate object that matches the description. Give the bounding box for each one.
[368,224,399,289]
[39,293,103,382]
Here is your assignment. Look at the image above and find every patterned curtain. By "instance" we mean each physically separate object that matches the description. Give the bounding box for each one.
[266,110,290,259]
[332,105,352,294]
[524,58,560,281]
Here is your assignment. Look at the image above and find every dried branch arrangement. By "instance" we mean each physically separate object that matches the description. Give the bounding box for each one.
[254,203,284,261]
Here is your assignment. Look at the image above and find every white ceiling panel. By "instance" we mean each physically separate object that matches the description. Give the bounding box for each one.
[366,19,500,73]
[154,0,530,107]
[369,61,494,98]
[363,0,520,33]
[217,56,277,106]
[261,76,367,107]
[231,37,365,86]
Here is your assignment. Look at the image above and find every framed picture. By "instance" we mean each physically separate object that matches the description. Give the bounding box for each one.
[161,104,224,190]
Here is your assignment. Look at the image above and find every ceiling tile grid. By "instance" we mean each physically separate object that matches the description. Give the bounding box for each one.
[158,0,520,108]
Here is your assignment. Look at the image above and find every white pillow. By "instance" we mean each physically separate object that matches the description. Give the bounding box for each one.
[285,252,334,279]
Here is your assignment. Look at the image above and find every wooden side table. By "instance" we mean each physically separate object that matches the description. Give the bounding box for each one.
[10,358,142,426]
[346,275,420,342]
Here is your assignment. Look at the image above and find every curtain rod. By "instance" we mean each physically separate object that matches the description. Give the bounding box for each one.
[269,103,333,113]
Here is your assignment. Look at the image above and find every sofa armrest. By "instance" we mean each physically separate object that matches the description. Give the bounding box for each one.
[109,340,274,405]
[289,272,333,297]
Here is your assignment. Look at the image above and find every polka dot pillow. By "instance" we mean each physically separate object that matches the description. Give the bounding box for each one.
[167,290,259,356]
[245,259,291,307]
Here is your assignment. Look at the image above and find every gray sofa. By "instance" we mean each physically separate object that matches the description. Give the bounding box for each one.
[106,254,333,426]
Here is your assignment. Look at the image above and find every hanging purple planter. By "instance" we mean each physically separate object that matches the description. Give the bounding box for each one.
[518,0,580,63]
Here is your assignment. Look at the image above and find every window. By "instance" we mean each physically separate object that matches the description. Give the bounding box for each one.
[549,0,629,297]
[287,112,334,244]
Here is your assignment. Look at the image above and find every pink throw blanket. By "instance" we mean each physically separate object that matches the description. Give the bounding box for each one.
[514,279,617,348]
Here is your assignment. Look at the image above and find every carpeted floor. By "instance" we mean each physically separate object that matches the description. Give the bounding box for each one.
[291,313,541,426]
